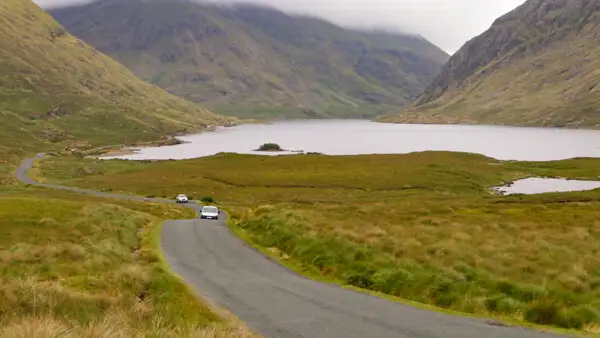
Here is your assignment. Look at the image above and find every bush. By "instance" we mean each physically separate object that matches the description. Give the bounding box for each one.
[524,299,563,326]
[256,143,282,151]
[201,196,215,203]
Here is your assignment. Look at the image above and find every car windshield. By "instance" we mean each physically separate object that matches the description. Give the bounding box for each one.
[178,194,186,197]
[203,206,218,213]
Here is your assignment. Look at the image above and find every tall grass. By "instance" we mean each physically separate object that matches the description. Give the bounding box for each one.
[0,192,255,336]
[236,205,600,330]
[35,151,600,332]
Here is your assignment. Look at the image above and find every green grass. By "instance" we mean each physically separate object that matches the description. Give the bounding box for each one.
[0,188,254,337]
[34,151,600,333]
[208,105,311,120]
[32,151,526,202]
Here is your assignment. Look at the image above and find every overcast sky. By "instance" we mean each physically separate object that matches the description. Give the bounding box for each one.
[34,0,526,54]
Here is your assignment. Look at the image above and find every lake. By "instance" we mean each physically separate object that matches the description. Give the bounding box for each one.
[102,119,600,161]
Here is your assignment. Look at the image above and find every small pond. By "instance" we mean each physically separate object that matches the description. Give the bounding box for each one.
[494,178,600,195]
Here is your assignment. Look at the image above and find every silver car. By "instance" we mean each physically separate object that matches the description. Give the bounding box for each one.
[176,194,188,203]
[200,206,219,220]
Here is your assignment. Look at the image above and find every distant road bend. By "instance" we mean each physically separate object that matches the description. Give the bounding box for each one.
[16,154,568,338]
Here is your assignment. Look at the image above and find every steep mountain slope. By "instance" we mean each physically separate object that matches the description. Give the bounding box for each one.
[49,0,449,119]
[379,0,600,128]
[0,0,232,159]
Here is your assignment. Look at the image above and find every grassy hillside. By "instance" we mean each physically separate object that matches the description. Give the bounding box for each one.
[0,0,234,161]
[49,0,449,119]
[379,0,600,128]
[35,152,600,332]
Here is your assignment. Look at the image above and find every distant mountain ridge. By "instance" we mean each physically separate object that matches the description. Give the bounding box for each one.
[379,0,600,129]
[49,0,449,119]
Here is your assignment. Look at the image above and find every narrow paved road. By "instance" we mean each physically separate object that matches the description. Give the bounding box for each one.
[16,154,568,338]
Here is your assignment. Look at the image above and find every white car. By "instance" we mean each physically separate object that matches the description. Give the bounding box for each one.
[200,206,219,220]
[176,194,188,203]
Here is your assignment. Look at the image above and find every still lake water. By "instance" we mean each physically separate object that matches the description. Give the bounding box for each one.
[103,119,600,161]
[495,178,600,195]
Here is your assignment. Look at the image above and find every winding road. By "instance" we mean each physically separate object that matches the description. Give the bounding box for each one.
[16,154,567,338]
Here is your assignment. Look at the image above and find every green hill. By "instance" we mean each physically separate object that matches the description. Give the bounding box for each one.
[49,0,449,119]
[379,0,600,129]
[0,0,233,160]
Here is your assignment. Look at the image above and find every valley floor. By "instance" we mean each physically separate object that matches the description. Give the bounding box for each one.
[30,151,600,334]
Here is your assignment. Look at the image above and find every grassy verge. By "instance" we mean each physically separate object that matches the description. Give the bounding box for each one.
[226,214,589,338]
[0,148,27,187]
[0,187,254,337]
[232,204,600,334]
[34,151,600,333]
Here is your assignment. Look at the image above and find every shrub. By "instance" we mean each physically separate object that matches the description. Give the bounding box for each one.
[256,143,282,151]
[201,196,215,203]
[524,299,563,326]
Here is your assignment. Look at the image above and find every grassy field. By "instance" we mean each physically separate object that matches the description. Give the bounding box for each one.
[34,152,600,333]
[0,186,254,337]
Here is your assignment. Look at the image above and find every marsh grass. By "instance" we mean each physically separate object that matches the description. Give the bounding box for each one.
[0,190,255,337]
[33,152,526,203]
[35,151,600,331]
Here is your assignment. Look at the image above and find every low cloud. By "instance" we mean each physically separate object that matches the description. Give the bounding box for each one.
[36,0,95,8]
[34,0,526,54]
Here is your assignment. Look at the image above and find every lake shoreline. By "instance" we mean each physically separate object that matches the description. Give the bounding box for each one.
[90,136,192,159]
[96,119,600,162]
[94,118,273,159]
[375,115,600,131]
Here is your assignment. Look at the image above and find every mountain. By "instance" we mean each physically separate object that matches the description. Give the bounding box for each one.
[379,0,600,129]
[0,0,233,158]
[49,0,449,120]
